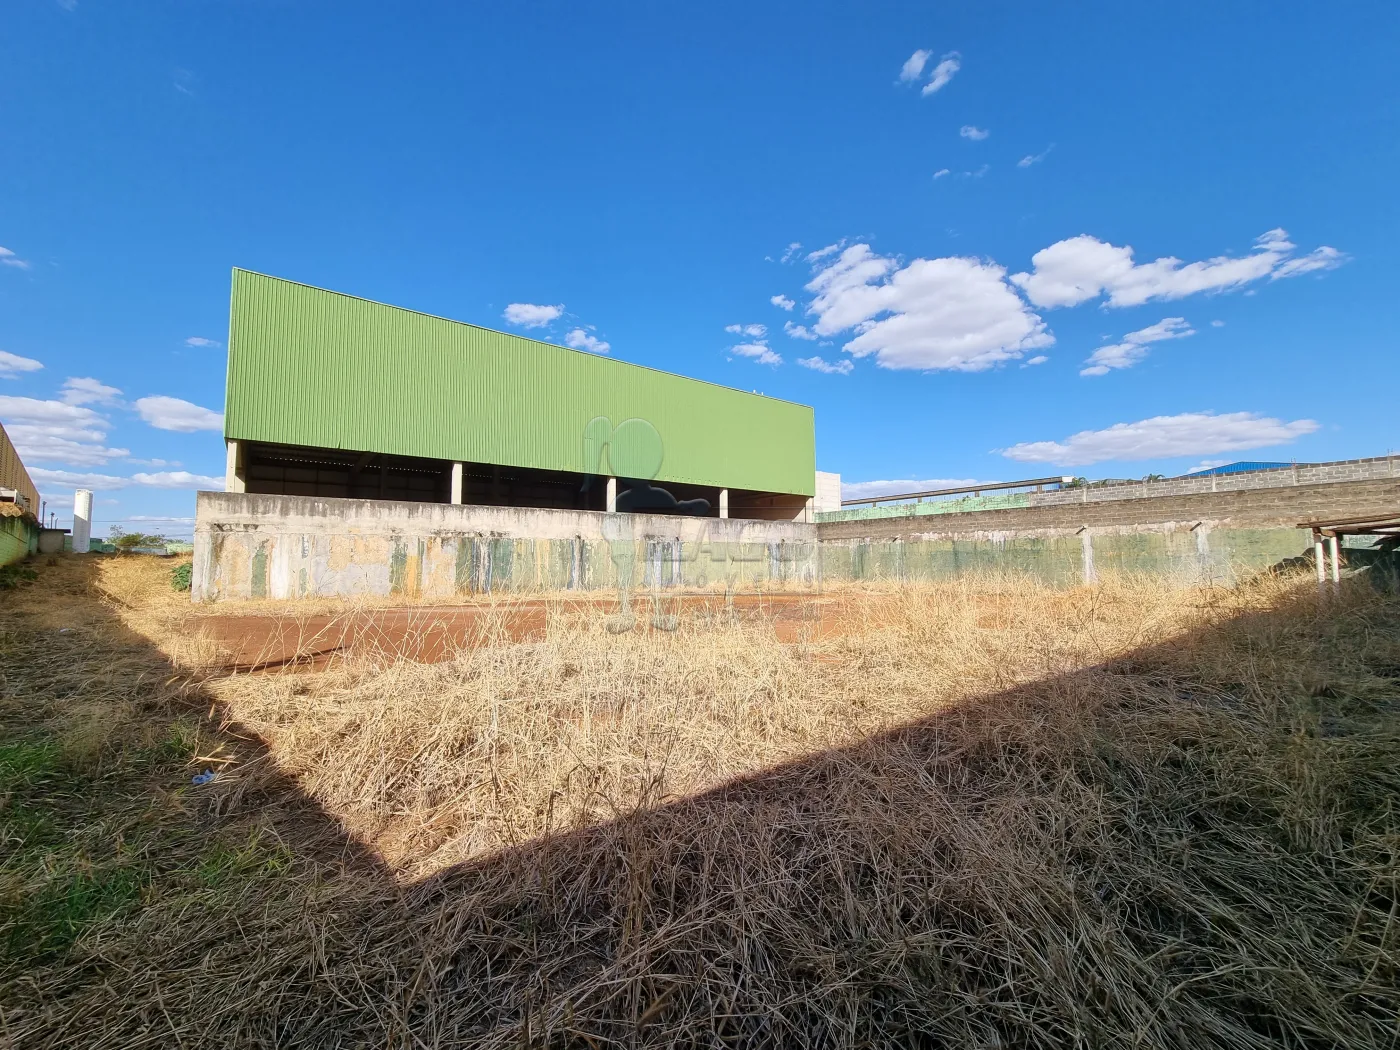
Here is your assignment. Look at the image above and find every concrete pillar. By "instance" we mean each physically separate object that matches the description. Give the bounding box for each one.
[72,488,92,554]
[224,439,246,493]
[1080,528,1096,584]
[1329,535,1341,587]
[1314,532,1325,586]
[606,477,617,513]
[719,488,728,519]
[450,462,463,505]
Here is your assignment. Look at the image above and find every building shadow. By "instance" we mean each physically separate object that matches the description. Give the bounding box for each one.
[7,557,1398,1048]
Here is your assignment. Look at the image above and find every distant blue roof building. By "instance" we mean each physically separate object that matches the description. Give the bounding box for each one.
[1179,461,1294,478]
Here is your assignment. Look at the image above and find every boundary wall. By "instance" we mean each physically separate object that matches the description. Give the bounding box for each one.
[192,492,818,601]
[819,464,1400,586]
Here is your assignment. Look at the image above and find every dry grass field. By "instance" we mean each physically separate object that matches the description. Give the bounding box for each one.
[2,554,1398,1048]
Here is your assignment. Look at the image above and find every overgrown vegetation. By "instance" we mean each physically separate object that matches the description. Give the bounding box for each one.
[1,556,1396,1047]
[0,563,37,590]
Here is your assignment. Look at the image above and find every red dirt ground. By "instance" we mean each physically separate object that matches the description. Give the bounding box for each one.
[197,592,862,671]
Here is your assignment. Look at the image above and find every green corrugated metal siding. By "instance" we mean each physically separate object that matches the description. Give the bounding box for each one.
[225,270,816,496]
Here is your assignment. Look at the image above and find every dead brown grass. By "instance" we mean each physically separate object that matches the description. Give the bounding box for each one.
[3,555,1397,1048]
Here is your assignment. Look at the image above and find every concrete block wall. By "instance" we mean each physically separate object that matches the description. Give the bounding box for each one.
[192,492,819,601]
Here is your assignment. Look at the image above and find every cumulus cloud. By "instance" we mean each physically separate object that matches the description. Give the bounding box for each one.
[770,294,796,311]
[564,328,610,354]
[185,336,222,348]
[806,243,844,263]
[803,244,1052,371]
[842,477,983,501]
[1012,228,1347,310]
[933,168,951,179]
[784,321,819,341]
[0,395,129,466]
[1023,355,1049,367]
[729,342,782,367]
[133,395,224,432]
[29,467,223,490]
[0,350,43,378]
[1000,411,1319,467]
[959,125,989,141]
[0,246,31,270]
[797,356,853,375]
[61,377,123,405]
[1080,317,1195,376]
[922,52,961,95]
[899,49,932,82]
[502,302,563,328]
[724,323,767,338]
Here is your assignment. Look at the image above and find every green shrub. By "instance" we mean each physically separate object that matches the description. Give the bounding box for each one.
[170,562,192,592]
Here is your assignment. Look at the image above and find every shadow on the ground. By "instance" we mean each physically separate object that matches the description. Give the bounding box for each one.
[3,556,1397,1049]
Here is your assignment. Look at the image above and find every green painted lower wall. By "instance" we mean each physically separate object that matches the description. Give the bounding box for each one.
[0,514,38,568]
[816,492,1031,524]
[819,526,1316,586]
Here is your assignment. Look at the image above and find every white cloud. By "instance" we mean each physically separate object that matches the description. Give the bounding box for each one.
[899,49,932,82]
[724,323,767,338]
[1001,411,1319,467]
[0,246,31,270]
[933,169,951,180]
[1012,228,1347,310]
[0,395,129,466]
[502,302,563,328]
[804,244,1052,371]
[770,294,796,311]
[563,328,610,354]
[784,320,819,341]
[134,395,224,432]
[797,356,853,375]
[780,243,803,264]
[131,470,224,488]
[61,376,123,405]
[961,164,989,179]
[0,350,43,378]
[806,243,844,263]
[1182,459,1229,475]
[1017,144,1054,168]
[126,457,180,468]
[922,52,961,95]
[842,477,983,501]
[185,336,222,348]
[959,125,989,141]
[1080,316,1194,376]
[729,342,782,367]
[29,468,222,491]
[1210,319,1226,327]
[1023,355,1049,367]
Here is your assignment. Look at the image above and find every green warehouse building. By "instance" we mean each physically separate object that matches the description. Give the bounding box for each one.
[194,270,833,600]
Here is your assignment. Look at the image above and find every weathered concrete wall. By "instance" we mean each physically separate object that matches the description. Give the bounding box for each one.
[818,477,1400,542]
[0,510,38,568]
[820,523,1315,587]
[193,492,819,601]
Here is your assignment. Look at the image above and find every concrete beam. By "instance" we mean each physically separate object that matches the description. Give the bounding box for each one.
[450,462,463,505]
[224,439,246,494]
[719,488,729,519]
[606,477,617,513]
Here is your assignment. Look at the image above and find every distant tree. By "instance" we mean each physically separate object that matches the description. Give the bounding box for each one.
[108,529,169,550]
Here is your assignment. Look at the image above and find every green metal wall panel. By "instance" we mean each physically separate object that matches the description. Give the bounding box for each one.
[225,270,816,496]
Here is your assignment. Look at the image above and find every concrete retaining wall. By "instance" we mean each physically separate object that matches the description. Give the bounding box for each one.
[0,511,38,568]
[820,523,1314,587]
[192,492,819,601]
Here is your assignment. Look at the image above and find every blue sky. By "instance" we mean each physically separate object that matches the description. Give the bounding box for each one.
[3,1,1396,533]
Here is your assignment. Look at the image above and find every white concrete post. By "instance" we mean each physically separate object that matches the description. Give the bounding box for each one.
[224,439,246,493]
[1314,533,1326,586]
[72,489,92,554]
[1080,529,1096,584]
[719,488,728,518]
[1329,535,1341,587]
[606,477,617,513]
[450,462,463,505]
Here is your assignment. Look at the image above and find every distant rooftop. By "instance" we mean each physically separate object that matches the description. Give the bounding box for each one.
[1179,461,1295,479]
